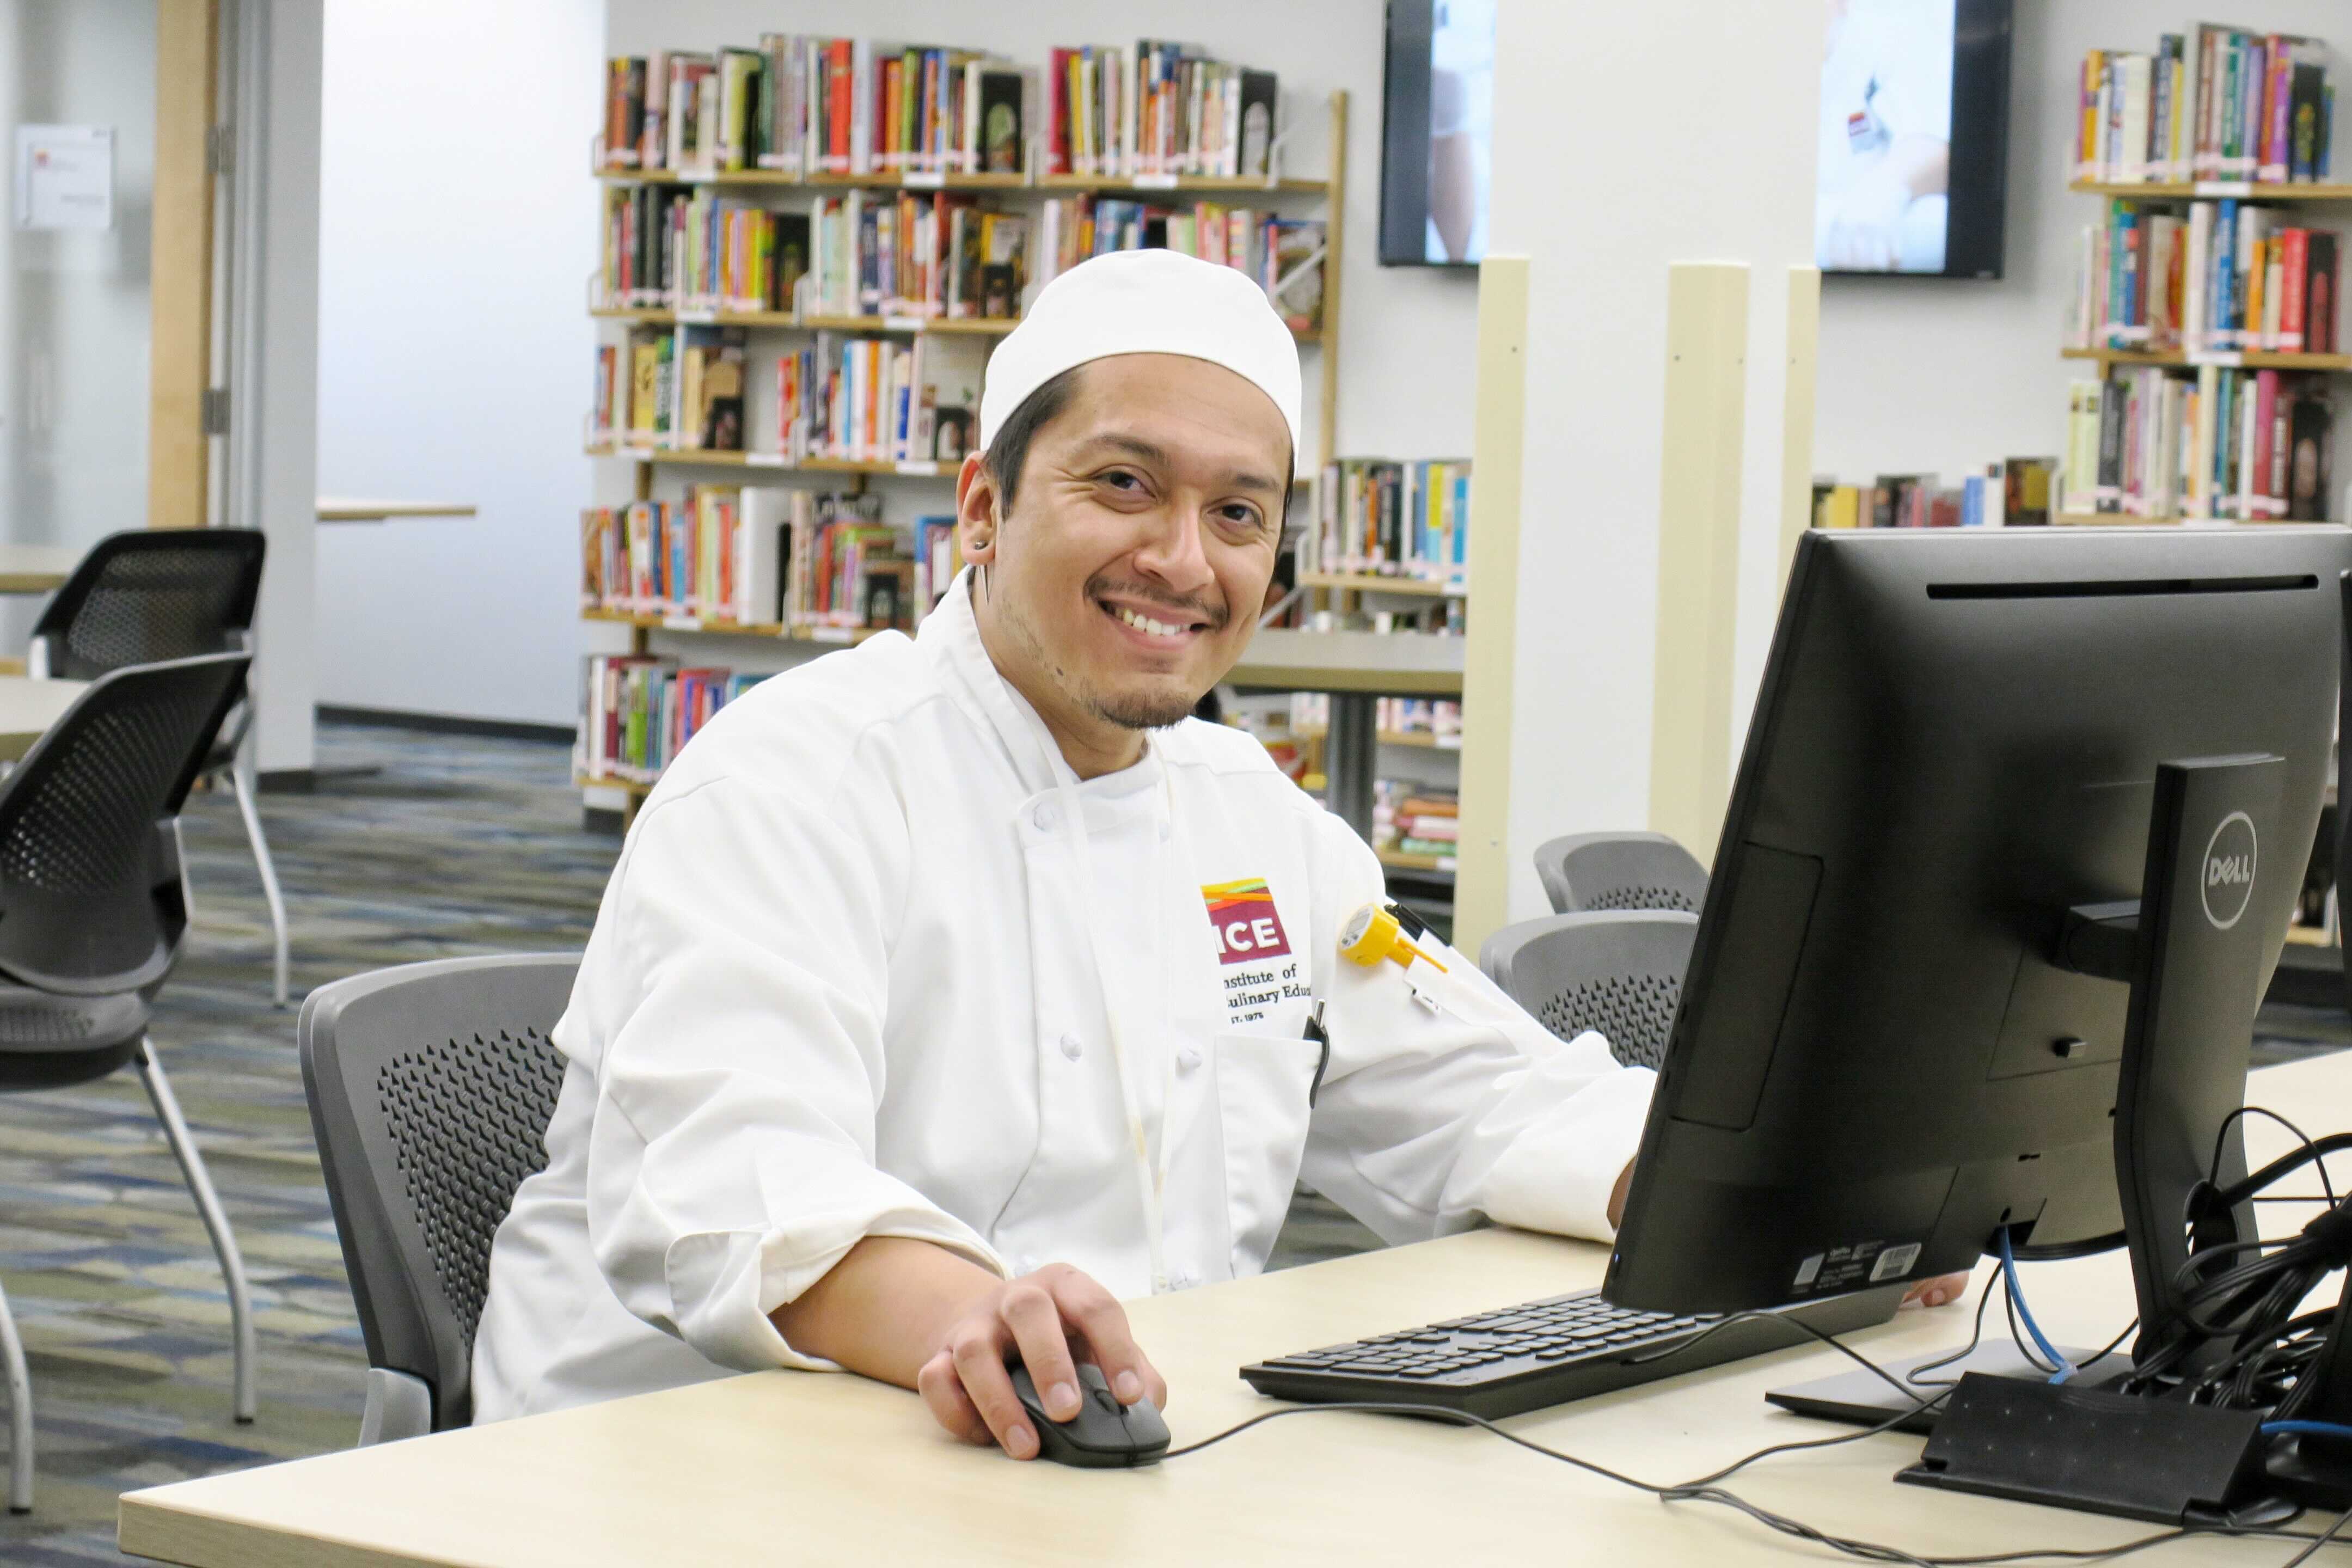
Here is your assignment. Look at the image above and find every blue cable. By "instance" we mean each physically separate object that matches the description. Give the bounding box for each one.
[2263,1421,2352,1441]
[1998,1227,2078,1385]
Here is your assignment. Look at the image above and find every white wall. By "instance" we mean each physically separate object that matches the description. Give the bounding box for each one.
[1814,0,2352,483]
[312,0,603,727]
[1485,0,1821,923]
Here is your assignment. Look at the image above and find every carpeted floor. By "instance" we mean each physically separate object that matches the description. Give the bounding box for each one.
[0,719,2343,1563]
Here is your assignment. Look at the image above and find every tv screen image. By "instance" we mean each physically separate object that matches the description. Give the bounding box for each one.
[1379,0,1496,267]
[1816,0,2012,278]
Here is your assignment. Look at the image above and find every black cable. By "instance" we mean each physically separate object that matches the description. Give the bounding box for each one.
[1161,1398,2209,1568]
[2211,1107,2339,1207]
[2282,1509,2351,1568]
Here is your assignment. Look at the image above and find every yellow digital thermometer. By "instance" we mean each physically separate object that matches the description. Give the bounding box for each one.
[1339,903,1448,973]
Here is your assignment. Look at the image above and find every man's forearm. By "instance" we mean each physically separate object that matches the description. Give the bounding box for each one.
[769,1236,1003,1388]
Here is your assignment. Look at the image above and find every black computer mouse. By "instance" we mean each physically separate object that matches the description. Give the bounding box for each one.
[1008,1362,1171,1468]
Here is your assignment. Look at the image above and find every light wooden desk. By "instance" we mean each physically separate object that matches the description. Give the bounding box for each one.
[0,677,85,759]
[0,544,83,595]
[316,498,477,524]
[118,1052,2352,1566]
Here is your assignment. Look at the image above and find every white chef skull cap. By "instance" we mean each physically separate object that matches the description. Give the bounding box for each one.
[978,248,1302,454]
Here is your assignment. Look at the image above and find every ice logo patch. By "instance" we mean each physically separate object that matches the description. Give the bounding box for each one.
[2200,812,2257,932]
[1202,879,1291,966]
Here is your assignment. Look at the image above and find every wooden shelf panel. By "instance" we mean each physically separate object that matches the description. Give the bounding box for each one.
[591,304,1316,343]
[2053,512,2323,526]
[577,773,656,797]
[581,607,888,644]
[1296,572,1467,599]
[2070,179,2352,202]
[585,444,957,477]
[1376,847,1456,874]
[1228,629,1465,696]
[1296,724,1460,751]
[2061,346,2352,372]
[597,166,1329,197]
[591,305,1020,335]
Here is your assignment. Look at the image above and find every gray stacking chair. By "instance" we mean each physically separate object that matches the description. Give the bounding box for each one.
[0,651,256,1512]
[29,530,286,1004]
[1480,910,1699,1071]
[298,953,580,1443]
[1532,831,1710,917]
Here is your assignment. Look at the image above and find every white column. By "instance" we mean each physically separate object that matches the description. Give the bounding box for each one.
[247,0,321,779]
[1482,0,1822,924]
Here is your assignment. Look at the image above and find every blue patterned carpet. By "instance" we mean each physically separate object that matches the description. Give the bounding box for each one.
[0,724,602,1564]
[0,719,2337,1564]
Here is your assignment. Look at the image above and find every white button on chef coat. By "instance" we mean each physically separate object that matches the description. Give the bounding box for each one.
[471,569,1656,1424]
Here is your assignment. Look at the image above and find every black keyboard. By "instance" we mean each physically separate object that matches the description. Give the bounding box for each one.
[1241,1285,1906,1422]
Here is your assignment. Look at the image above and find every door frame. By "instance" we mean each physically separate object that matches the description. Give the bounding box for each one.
[148,0,217,530]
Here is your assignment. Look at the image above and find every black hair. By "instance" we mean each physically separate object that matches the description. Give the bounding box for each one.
[980,362,1295,534]
[981,366,1084,514]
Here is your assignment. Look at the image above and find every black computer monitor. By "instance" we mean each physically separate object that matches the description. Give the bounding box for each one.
[1605,526,2349,1342]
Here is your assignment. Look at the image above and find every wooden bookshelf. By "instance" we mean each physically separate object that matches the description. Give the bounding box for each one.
[1296,724,1460,750]
[584,76,1353,823]
[2053,511,2317,526]
[2061,346,2352,373]
[2069,180,2352,202]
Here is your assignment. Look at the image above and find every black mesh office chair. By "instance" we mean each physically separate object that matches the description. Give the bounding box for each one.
[0,651,255,1512]
[1479,910,1699,1071]
[299,953,580,1442]
[29,530,285,1003]
[1531,831,1710,917]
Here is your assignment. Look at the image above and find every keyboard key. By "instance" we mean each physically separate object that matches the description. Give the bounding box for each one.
[1535,1347,1579,1361]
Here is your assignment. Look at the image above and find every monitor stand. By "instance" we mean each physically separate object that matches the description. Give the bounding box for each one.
[1768,753,2352,1512]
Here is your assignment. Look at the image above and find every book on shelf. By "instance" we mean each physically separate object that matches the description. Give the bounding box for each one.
[1301,458,1471,581]
[1046,43,1279,180]
[1373,782,1459,860]
[579,487,959,632]
[578,656,767,785]
[601,184,811,311]
[774,329,990,464]
[2077,30,2333,186]
[592,324,749,450]
[2069,199,2340,354]
[1037,195,1321,329]
[799,191,1027,320]
[602,39,1038,177]
[913,516,962,619]
[1810,463,2030,530]
[2062,368,2336,520]
[1373,697,1463,747]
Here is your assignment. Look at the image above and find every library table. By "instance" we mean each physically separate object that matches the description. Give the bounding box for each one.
[118,1049,2352,1567]
[1227,627,1465,840]
[0,544,84,595]
[316,498,477,523]
[0,677,87,758]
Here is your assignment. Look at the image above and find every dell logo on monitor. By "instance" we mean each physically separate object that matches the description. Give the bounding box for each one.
[2200,812,2258,930]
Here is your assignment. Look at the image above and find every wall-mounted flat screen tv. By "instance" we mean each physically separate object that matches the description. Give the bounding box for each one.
[1816,0,2013,278]
[1377,0,1494,268]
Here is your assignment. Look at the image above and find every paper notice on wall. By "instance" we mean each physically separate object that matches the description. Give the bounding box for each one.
[15,125,114,231]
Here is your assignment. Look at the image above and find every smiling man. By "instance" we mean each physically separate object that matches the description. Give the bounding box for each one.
[471,250,1949,1456]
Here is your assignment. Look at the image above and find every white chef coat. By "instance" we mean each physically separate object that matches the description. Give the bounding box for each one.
[471,569,1656,1423]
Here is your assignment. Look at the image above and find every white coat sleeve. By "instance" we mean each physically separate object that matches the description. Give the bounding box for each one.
[1296,824,1656,1248]
[566,772,1008,1375]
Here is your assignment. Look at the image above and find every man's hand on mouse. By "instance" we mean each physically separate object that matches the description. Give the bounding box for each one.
[915,1262,1168,1460]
